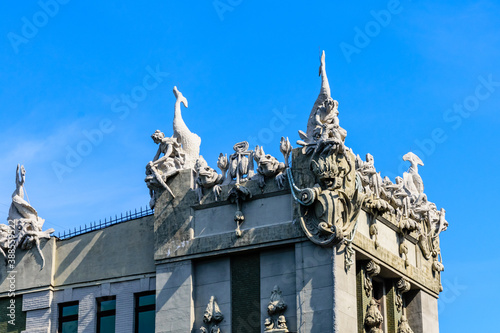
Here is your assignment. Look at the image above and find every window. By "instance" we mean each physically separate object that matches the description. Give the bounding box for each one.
[135,291,155,333]
[58,301,78,333]
[231,252,260,333]
[97,296,116,333]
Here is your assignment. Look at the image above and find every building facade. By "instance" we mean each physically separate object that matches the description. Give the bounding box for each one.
[0,52,447,333]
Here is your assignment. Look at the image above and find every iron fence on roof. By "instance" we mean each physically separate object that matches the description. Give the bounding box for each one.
[56,206,154,240]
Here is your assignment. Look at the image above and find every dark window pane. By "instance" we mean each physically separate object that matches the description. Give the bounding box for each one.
[138,294,155,307]
[231,252,260,333]
[99,315,116,333]
[61,320,78,333]
[137,310,155,333]
[62,304,79,317]
[100,299,116,312]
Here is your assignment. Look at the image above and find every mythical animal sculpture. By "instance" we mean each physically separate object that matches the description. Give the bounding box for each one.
[253,145,286,189]
[194,156,224,202]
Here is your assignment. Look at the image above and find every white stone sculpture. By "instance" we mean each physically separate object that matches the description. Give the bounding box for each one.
[145,86,202,208]
[1,165,54,268]
[173,86,201,169]
[253,145,286,189]
[297,51,347,151]
[194,156,223,202]
[356,153,384,198]
[402,152,424,200]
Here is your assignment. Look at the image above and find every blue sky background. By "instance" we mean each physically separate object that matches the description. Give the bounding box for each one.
[1,0,498,330]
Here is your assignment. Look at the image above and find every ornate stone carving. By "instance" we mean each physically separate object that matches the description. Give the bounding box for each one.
[200,296,224,333]
[1,165,54,268]
[253,145,286,190]
[364,260,381,298]
[264,285,289,332]
[298,51,347,148]
[224,141,255,185]
[397,315,414,333]
[395,278,411,313]
[145,86,201,208]
[172,86,201,169]
[290,52,448,280]
[362,261,384,333]
[194,156,224,203]
[228,185,252,237]
[291,139,364,246]
[291,52,363,247]
[364,299,383,333]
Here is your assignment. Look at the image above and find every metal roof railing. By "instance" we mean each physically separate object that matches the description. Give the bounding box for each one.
[56,206,154,240]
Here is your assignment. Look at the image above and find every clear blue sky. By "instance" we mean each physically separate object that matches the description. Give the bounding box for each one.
[1,1,498,330]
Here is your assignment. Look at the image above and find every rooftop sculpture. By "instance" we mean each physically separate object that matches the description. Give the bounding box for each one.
[145,86,202,208]
[144,51,448,285]
[288,51,447,280]
[0,165,54,268]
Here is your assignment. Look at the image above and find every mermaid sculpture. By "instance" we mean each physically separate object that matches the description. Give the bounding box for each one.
[2,165,54,268]
[145,86,202,207]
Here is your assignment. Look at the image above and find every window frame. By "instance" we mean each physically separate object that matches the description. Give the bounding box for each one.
[58,301,79,333]
[96,296,116,333]
[134,291,156,333]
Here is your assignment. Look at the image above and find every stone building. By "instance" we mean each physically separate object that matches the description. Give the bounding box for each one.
[0,52,447,333]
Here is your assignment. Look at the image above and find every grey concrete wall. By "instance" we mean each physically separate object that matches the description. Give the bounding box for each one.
[54,215,155,287]
[260,247,296,332]
[407,290,439,333]
[194,195,292,237]
[0,237,55,294]
[154,169,305,262]
[295,241,334,333]
[332,246,357,333]
[156,261,194,333]
[193,257,231,332]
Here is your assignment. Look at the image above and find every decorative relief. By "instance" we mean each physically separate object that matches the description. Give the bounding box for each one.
[0,165,54,268]
[194,156,224,203]
[192,139,291,236]
[145,86,201,208]
[200,296,224,333]
[364,299,384,333]
[397,315,414,333]
[264,285,289,332]
[364,260,381,298]
[254,145,286,190]
[363,261,383,333]
[290,51,365,247]
[285,50,449,277]
[395,278,411,313]
[228,184,252,237]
